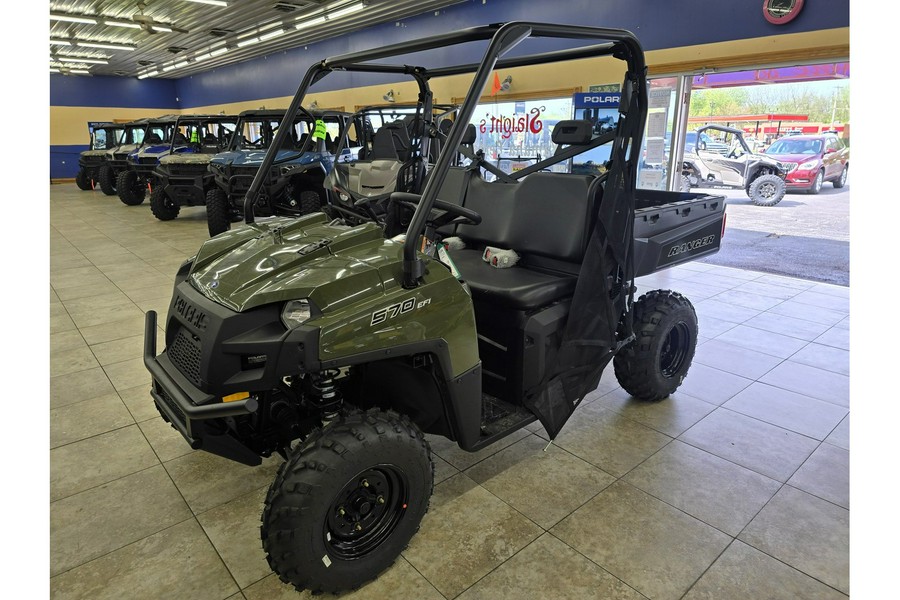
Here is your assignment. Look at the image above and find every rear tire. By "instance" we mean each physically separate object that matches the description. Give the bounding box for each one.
[75,168,92,190]
[261,409,433,594]
[206,188,231,237]
[150,186,180,221]
[614,290,698,401]
[748,173,786,207]
[299,190,324,214]
[116,170,146,206]
[833,165,848,188]
[98,165,117,196]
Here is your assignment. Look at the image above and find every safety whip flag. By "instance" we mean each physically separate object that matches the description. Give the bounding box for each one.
[490,72,501,96]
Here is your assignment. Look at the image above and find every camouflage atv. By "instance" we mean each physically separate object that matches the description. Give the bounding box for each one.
[116,115,179,206]
[149,114,238,221]
[75,122,125,191]
[144,22,726,594]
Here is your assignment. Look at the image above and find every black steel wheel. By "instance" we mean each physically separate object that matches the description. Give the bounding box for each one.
[116,170,146,205]
[748,173,786,207]
[97,165,117,195]
[150,186,180,220]
[261,409,433,594]
[614,290,698,401]
[75,168,92,191]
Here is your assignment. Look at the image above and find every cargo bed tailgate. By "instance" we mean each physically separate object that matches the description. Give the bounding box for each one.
[633,189,726,278]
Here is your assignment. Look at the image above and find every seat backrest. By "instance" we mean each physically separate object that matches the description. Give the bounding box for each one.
[173,132,188,145]
[370,126,399,160]
[146,133,162,144]
[456,172,599,263]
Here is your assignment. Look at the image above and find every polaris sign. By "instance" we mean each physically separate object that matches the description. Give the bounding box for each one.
[573,92,621,109]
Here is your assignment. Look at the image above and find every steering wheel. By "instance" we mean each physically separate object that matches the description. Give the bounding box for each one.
[390,191,481,228]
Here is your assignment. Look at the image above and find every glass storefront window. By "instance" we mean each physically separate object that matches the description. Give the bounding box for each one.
[637,76,679,191]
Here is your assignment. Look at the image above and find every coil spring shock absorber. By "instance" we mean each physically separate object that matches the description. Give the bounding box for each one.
[309,369,343,425]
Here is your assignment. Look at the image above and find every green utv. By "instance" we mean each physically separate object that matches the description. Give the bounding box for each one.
[144,22,726,593]
[75,122,125,191]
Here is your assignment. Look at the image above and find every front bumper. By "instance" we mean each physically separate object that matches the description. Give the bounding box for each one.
[142,282,320,464]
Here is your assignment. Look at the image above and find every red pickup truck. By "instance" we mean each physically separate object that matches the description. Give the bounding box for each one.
[764,133,849,194]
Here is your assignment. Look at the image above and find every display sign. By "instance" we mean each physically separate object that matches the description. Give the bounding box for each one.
[573,93,621,109]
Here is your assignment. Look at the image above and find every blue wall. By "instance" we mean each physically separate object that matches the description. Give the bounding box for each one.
[50,74,179,109]
[175,0,850,108]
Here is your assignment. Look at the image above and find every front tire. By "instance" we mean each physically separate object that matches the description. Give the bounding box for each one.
[206,188,231,237]
[150,186,180,220]
[833,165,848,188]
[299,190,324,214]
[98,165,117,195]
[262,409,433,594]
[75,168,92,191]
[748,173,786,207]
[614,290,698,401]
[807,170,824,195]
[116,170,146,205]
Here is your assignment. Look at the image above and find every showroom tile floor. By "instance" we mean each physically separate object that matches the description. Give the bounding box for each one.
[48,184,849,600]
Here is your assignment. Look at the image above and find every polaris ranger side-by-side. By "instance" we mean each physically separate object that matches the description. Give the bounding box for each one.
[75,122,125,191]
[116,115,179,206]
[205,109,349,237]
[144,23,726,594]
[682,124,789,206]
[96,118,152,196]
[149,115,239,221]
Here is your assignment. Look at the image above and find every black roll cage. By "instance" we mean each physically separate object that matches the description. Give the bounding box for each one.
[243,21,647,288]
[168,115,238,153]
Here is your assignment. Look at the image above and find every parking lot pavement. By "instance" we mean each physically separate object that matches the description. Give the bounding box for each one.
[691,183,850,286]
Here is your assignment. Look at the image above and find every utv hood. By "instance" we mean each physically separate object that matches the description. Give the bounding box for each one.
[188,214,399,313]
[159,152,216,166]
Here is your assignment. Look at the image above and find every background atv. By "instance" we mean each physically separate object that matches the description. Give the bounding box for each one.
[96,118,152,197]
[75,122,125,191]
[149,115,238,221]
[682,124,789,206]
[205,108,348,237]
[326,103,459,226]
[144,22,726,595]
[116,115,179,206]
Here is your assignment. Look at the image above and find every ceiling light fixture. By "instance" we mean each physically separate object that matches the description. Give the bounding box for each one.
[59,57,109,65]
[183,0,229,6]
[105,20,142,29]
[296,15,327,30]
[70,69,91,74]
[162,65,177,72]
[152,25,174,33]
[79,42,136,51]
[50,14,98,25]
[193,53,212,61]
[210,47,229,57]
[49,39,71,46]
[174,61,189,68]
[329,2,365,20]
[137,70,159,79]
[237,37,261,47]
[50,68,60,73]
[259,29,285,41]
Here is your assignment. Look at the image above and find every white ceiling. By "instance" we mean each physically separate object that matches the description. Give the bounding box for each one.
[49,0,466,78]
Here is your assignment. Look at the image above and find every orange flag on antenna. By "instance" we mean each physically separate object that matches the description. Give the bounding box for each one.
[491,72,501,96]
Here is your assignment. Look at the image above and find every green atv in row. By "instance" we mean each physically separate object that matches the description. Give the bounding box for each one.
[144,22,726,594]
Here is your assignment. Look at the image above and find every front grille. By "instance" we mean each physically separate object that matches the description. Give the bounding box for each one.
[140,157,158,165]
[82,156,104,165]
[114,152,127,161]
[170,165,206,177]
[158,386,186,425]
[168,328,203,386]
[781,162,798,173]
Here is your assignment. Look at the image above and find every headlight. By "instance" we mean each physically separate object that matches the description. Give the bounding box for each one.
[281,299,313,329]
[332,186,350,203]
[798,160,819,171]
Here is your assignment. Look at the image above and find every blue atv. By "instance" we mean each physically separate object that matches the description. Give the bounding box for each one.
[205,108,349,237]
[116,115,179,206]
